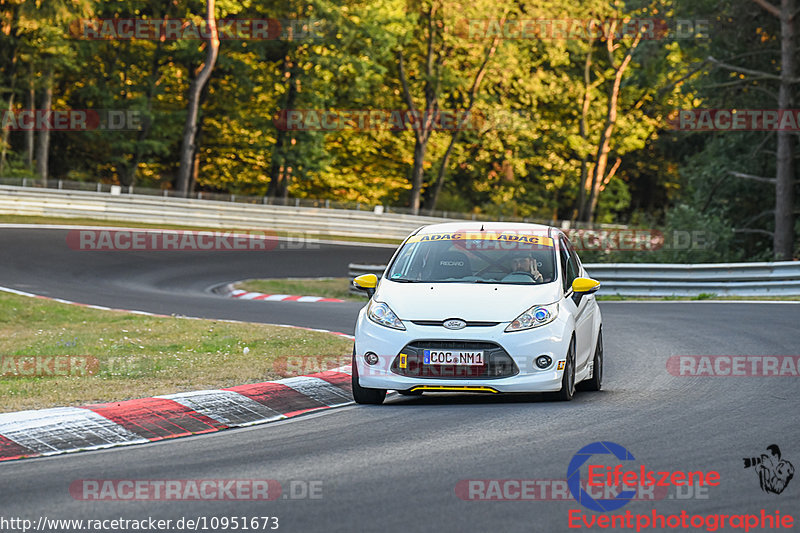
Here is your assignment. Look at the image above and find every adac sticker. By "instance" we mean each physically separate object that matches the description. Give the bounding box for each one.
[406,232,554,247]
[399,353,408,369]
[557,360,565,370]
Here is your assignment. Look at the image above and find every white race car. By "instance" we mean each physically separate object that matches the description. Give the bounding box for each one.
[351,222,603,404]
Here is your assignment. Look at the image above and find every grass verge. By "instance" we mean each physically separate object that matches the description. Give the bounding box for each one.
[235,279,800,303]
[234,278,364,302]
[0,290,352,413]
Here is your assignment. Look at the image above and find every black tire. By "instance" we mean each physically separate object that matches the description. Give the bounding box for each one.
[555,337,576,401]
[351,351,386,405]
[578,327,603,392]
[397,389,423,396]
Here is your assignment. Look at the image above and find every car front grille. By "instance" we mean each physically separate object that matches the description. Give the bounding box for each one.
[391,340,518,379]
[410,320,500,327]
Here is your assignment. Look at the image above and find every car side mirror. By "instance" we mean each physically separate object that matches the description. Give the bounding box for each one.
[352,274,378,298]
[571,277,600,305]
[572,277,601,295]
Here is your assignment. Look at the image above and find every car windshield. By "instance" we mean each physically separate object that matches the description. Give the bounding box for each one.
[386,231,557,284]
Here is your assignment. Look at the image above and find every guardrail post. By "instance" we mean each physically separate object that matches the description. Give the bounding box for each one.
[96,182,101,192]
[58,180,63,190]
[22,178,27,187]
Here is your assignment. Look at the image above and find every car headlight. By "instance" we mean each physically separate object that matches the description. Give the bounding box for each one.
[367,301,406,330]
[505,303,558,332]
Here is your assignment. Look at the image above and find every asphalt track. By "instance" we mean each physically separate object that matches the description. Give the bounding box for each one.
[1,226,800,533]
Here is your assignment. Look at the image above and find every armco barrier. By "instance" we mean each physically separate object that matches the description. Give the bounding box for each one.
[0,183,626,240]
[582,262,800,296]
[0,185,438,240]
[347,262,800,297]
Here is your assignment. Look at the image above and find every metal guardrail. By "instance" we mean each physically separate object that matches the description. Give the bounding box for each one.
[0,177,601,226]
[0,185,447,240]
[583,262,800,296]
[348,262,800,296]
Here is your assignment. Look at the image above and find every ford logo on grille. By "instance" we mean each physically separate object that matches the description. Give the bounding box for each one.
[443,318,467,330]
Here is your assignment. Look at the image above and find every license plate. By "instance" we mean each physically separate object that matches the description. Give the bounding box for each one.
[423,349,484,366]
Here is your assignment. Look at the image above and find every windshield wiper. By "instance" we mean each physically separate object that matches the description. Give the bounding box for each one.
[388,277,418,283]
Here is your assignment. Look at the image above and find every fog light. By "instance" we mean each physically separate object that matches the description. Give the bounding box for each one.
[535,355,552,369]
[364,352,379,365]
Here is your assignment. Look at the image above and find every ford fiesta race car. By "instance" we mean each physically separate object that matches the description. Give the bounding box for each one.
[351,222,603,405]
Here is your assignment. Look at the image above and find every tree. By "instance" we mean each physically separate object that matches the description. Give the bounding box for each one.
[706,0,796,260]
[176,0,219,196]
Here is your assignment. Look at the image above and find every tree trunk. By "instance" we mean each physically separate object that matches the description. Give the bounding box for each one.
[576,38,596,222]
[176,0,219,196]
[409,137,427,212]
[25,76,34,170]
[35,67,53,185]
[428,132,458,213]
[267,56,297,199]
[120,43,162,187]
[428,16,504,213]
[773,0,796,260]
[0,49,18,176]
[0,92,14,176]
[583,29,641,223]
[398,4,442,215]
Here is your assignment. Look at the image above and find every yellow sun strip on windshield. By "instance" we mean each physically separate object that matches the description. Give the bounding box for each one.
[406,232,554,247]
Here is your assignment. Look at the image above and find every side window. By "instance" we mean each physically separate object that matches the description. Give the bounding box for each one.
[559,237,571,292]
[560,236,579,292]
[566,238,582,277]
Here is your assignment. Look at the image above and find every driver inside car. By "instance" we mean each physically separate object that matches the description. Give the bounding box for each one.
[510,253,544,283]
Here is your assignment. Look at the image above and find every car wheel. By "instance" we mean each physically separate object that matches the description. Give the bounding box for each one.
[578,327,603,392]
[351,350,386,405]
[555,336,576,401]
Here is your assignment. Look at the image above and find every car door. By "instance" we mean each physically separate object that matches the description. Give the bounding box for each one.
[559,235,594,372]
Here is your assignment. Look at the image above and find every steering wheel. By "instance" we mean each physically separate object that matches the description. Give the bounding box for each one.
[503,271,538,281]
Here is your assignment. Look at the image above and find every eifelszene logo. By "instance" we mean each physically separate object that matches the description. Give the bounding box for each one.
[567,441,721,513]
[567,441,637,512]
[743,444,794,494]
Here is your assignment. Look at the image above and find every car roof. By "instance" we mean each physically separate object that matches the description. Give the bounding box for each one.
[413,221,555,235]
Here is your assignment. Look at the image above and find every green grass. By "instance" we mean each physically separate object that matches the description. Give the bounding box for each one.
[0,214,402,245]
[235,278,800,303]
[0,290,352,413]
[235,278,365,301]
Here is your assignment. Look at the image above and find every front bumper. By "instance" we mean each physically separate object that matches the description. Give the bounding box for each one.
[354,309,572,393]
